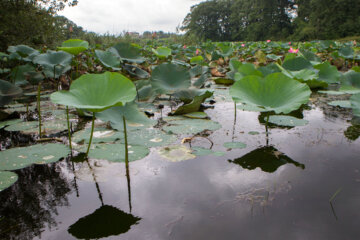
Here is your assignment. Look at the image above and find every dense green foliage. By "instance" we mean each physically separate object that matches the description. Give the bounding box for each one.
[182,0,360,41]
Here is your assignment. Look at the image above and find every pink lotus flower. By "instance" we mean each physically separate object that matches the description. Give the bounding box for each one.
[183,45,187,49]
[288,47,299,54]
[267,40,271,43]
[241,43,245,47]
[353,40,357,46]
[196,49,200,55]
[288,42,292,45]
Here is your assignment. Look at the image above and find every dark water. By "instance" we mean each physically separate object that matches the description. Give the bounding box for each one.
[0,93,360,240]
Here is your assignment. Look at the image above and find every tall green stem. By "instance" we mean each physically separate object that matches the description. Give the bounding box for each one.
[37,83,42,139]
[66,106,73,153]
[123,116,129,167]
[86,112,95,157]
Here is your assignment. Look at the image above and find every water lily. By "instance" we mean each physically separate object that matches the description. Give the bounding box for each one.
[267,40,271,43]
[241,43,245,47]
[288,47,299,54]
[196,49,200,55]
[288,42,292,45]
[183,45,187,49]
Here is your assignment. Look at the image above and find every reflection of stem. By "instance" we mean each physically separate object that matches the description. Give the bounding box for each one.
[232,102,237,141]
[37,83,42,139]
[71,161,79,197]
[86,159,104,206]
[330,202,338,221]
[66,106,73,153]
[123,116,132,212]
[86,113,95,157]
[265,114,270,146]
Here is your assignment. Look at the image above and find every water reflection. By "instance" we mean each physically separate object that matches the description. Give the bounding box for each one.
[228,146,305,173]
[0,163,72,240]
[68,157,140,239]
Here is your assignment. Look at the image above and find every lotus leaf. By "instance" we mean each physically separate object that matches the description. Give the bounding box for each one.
[72,127,123,144]
[234,63,263,81]
[110,43,145,63]
[192,147,225,157]
[151,63,191,94]
[123,64,149,79]
[0,80,23,106]
[10,64,36,85]
[95,49,121,70]
[82,143,149,162]
[229,73,311,114]
[214,78,234,85]
[0,171,18,192]
[338,86,360,94]
[314,62,340,84]
[268,115,309,127]
[229,59,242,71]
[190,56,204,65]
[184,112,208,119]
[50,72,136,112]
[7,45,39,61]
[173,91,213,115]
[0,119,22,129]
[0,143,69,170]
[163,117,221,134]
[33,50,72,69]
[158,145,196,162]
[58,39,89,55]
[338,47,354,59]
[189,65,203,78]
[193,73,209,88]
[328,101,352,108]
[350,94,360,117]
[341,70,360,88]
[152,47,172,58]
[5,120,69,135]
[121,128,177,147]
[223,142,247,149]
[282,57,312,71]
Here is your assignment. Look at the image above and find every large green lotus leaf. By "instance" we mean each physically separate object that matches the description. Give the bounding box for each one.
[216,43,234,57]
[351,94,360,117]
[50,72,136,112]
[163,117,221,134]
[43,64,71,79]
[338,47,354,59]
[314,62,340,84]
[110,43,145,63]
[10,64,35,85]
[7,45,39,61]
[97,102,156,129]
[229,73,311,114]
[266,54,282,61]
[158,145,196,162]
[5,119,69,134]
[223,142,247,149]
[192,147,225,157]
[282,57,312,71]
[229,59,242,71]
[338,85,360,94]
[150,63,191,94]
[268,115,309,127]
[301,50,321,65]
[258,63,281,77]
[152,47,172,58]
[123,64,150,79]
[0,80,23,106]
[121,128,177,147]
[280,68,327,89]
[33,50,72,68]
[189,65,203,78]
[0,143,69,170]
[82,143,149,162]
[190,56,204,65]
[173,90,213,115]
[94,50,121,70]
[0,171,18,192]
[341,70,360,88]
[328,100,352,108]
[193,73,209,88]
[25,71,45,85]
[234,63,263,81]
[173,89,209,104]
[58,39,89,55]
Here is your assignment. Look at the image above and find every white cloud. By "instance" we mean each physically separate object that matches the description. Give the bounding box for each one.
[59,0,202,34]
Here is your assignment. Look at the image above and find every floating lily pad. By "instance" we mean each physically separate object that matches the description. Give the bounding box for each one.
[318,90,346,95]
[338,85,360,94]
[0,143,69,170]
[82,143,149,162]
[5,120,68,134]
[123,128,177,147]
[268,115,309,127]
[73,127,122,144]
[351,93,360,117]
[223,142,247,149]
[328,100,352,108]
[163,117,221,134]
[158,145,196,162]
[237,104,267,112]
[184,112,208,119]
[248,131,260,135]
[214,78,234,85]
[0,171,18,192]
[0,119,22,129]
[192,147,225,157]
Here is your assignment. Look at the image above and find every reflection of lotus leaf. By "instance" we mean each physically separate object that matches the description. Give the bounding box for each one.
[50,72,136,112]
[223,142,247,149]
[163,117,221,134]
[68,205,141,239]
[0,171,18,192]
[192,147,225,156]
[230,73,311,114]
[158,145,196,162]
[0,143,69,170]
[228,146,305,173]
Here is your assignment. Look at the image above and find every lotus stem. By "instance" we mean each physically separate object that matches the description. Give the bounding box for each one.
[37,82,42,139]
[86,112,95,157]
[66,106,73,153]
[123,116,129,167]
[265,114,270,146]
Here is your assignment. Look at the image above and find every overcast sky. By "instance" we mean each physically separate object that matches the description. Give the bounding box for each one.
[59,0,202,35]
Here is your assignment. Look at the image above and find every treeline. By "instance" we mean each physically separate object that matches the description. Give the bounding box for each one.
[181,0,360,41]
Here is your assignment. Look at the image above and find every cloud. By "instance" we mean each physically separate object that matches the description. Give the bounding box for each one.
[60,0,202,34]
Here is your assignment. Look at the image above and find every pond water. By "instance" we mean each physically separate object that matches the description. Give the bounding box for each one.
[0,90,360,240]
